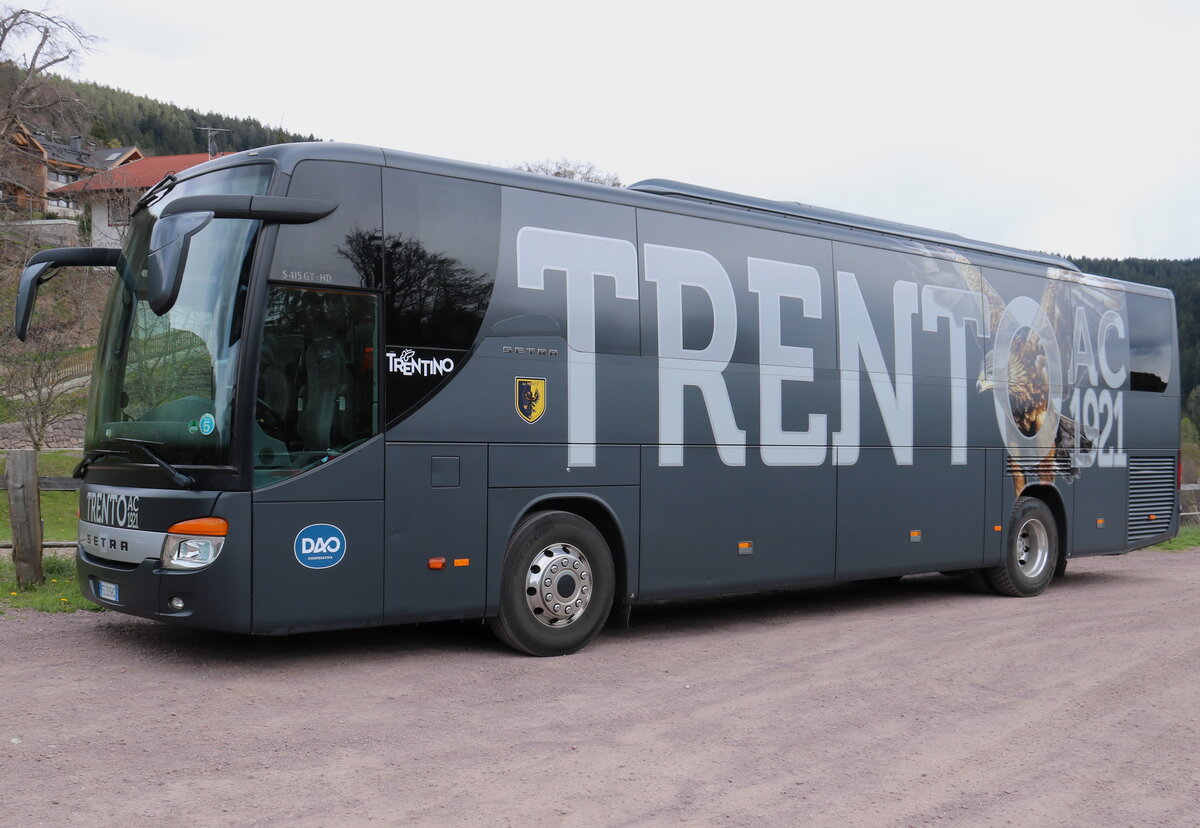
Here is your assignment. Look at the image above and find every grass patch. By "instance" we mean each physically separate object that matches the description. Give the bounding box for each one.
[37,450,84,478]
[0,490,78,543]
[0,449,84,477]
[1153,525,1200,551]
[0,553,100,613]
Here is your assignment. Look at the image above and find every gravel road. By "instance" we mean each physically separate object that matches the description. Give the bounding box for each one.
[2,548,1198,827]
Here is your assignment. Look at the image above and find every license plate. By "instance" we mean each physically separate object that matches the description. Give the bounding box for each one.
[97,580,119,602]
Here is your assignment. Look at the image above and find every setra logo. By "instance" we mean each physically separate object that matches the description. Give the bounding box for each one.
[294,523,347,569]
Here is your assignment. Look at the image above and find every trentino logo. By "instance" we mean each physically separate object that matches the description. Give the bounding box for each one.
[387,348,455,377]
[294,523,347,569]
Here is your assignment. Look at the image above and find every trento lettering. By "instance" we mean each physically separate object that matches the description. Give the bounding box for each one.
[85,492,140,529]
[517,227,638,467]
[515,227,1129,473]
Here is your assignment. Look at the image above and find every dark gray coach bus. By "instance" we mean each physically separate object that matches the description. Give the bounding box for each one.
[15,143,1179,655]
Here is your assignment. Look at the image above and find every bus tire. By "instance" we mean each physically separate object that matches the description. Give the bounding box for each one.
[488,510,615,656]
[987,496,1057,597]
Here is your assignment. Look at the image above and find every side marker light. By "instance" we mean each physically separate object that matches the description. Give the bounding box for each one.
[993,525,1002,532]
[453,558,470,567]
[428,558,446,570]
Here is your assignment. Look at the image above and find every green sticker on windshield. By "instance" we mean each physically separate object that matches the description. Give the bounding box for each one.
[188,419,199,435]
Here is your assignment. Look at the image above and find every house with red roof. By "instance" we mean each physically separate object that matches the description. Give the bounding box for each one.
[52,152,226,247]
[0,124,141,218]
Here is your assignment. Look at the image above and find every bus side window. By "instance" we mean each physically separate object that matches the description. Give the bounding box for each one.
[254,286,379,485]
[1127,291,1173,393]
[381,170,500,423]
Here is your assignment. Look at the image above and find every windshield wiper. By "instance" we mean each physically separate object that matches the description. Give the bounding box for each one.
[111,437,195,489]
[73,449,128,479]
[133,174,177,216]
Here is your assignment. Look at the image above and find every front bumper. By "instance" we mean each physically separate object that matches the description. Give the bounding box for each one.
[77,546,252,634]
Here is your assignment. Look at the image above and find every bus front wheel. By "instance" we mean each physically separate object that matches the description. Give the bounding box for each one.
[489,510,615,656]
[987,496,1058,597]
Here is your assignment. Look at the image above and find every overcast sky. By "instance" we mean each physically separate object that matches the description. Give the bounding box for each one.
[47,0,1200,259]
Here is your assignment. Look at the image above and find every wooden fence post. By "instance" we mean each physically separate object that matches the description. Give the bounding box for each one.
[7,450,43,587]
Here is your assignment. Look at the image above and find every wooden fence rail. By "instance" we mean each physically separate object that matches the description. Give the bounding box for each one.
[0,476,81,491]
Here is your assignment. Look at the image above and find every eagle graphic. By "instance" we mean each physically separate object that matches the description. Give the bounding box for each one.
[906,248,1112,493]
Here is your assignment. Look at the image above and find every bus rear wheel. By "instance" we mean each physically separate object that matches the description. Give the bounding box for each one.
[489,510,615,656]
[986,496,1058,597]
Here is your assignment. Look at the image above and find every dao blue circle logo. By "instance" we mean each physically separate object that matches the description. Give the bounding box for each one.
[294,524,346,569]
[198,413,216,436]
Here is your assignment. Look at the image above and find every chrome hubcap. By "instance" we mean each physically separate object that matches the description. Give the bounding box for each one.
[525,543,592,627]
[1014,517,1050,579]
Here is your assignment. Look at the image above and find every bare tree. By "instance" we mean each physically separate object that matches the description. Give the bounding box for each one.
[0,6,94,142]
[0,323,85,448]
[0,9,95,587]
[514,158,622,187]
[0,6,94,212]
[0,225,93,589]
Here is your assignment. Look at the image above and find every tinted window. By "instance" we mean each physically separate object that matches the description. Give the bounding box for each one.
[1127,292,1173,393]
[276,161,383,289]
[381,170,500,421]
[254,287,379,487]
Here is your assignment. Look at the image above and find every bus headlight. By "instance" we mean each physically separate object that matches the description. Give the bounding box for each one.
[163,536,224,569]
[161,518,228,570]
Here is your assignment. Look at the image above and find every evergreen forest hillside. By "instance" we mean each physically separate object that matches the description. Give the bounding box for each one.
[0,64,318,155]
[62,75,318,155]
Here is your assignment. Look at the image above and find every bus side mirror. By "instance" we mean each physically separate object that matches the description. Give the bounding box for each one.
[146,195,337,315]
[14,260,53,341]
[146,211,213,315]
[14,247,124,341]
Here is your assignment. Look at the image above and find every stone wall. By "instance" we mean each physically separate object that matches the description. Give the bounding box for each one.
[0,413,85,449]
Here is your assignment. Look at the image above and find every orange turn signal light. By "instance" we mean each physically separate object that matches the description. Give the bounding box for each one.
[453,558,470,567]
[993,525,1002,532]
[166,517,228,536]
[428,557,446,570]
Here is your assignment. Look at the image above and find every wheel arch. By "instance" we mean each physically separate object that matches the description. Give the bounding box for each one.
[1019,483,1068,559]
[507,493,634,607]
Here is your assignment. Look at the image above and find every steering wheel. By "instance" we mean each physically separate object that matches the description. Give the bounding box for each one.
[255,397,286,436]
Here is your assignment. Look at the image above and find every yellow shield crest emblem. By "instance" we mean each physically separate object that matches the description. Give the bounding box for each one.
[515,377,546,424]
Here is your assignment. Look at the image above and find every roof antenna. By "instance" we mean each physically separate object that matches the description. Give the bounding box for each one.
[194,126,231,158]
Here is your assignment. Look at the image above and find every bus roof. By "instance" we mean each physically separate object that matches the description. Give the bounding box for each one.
[628,179,1080,273]
[180,142,1101,278]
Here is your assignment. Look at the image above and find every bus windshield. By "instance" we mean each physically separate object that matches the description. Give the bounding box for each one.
[86,164,273,468]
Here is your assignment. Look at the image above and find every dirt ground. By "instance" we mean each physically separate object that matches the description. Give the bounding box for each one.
[2,548,1198,827]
